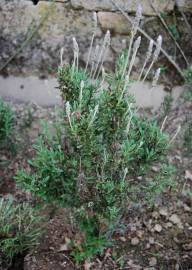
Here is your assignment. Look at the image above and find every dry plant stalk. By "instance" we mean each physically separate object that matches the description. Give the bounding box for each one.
[85,12,98,73]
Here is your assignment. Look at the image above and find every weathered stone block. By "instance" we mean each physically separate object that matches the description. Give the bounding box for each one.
[71,0,174,16]
[0,0,100,74]
[177,0,192,11]
[111,35,127,53]
[98,12,131,34]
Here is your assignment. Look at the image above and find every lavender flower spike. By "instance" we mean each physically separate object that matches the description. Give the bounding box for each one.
[142,35,163,82]
[138,39,154,81]
[72,37,79,72]
[153,35,162,61]
[60,47,64,67]
[132,4,142,35]
[152,68,161,87]
[85,12,98,73]
[127,36,141,81]
[66,101,73,131]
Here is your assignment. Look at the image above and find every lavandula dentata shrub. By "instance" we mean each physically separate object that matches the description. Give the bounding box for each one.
[16,6,173,262]
[0,198,43,266]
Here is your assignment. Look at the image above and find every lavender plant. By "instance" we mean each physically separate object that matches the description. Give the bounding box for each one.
[16,6,173,262]
[0,198,42,265]
[0,98,13,144]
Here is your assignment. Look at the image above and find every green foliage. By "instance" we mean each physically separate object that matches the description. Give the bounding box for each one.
[16,132,77,207]
[71,209,111,263]
[160,12,167,19]
[71,234,107,263]
[122,117,169,173]
[185,65,192,86]
[0,198,43,263]
[58,65,94,103]
[183,89,192,101]
[168,24,180,40]
[16,52,171,262]
[159,64,168,74]
[0,98,14,144]
[143,164,176,204]
[183,66,192,101]
[183,120,192,157]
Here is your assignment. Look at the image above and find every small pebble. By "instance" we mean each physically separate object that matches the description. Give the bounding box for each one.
[154,224,162,233]
[149,257,157,266]
[131,237,140,246]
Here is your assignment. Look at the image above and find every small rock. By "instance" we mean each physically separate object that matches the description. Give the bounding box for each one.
[183,242,192,251]
[165,222,173,228]
[127,260,142,269]
[174,237,180,244]
[137,230,144,238]
[131,237,140,246]
[175,155,182,163]
[59,237,71,251]
[119,236,126,242]
[154,224,162,233]
[152,211,159,218]
[169,214,183,228]
[185,170,192,181]
[152,166,159,172]
[130,226,137,232]
[84,261,94,270]
[59,244,68,251]
[0,155,7,161]
[149,257,157,266]
[183,204,191,212]
[149,237,155,244]
[159,208,168,217]
[146,243,151,249]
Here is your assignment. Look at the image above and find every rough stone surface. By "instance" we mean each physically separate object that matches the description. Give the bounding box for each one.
[71,0,174,15]
[0,0,99,75]
[98,12,131,34]
[111,35,127,53]
[177,0,192,11]
[0,0,191,77]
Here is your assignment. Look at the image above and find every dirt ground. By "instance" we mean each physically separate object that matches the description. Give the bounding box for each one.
[0,95,191,270]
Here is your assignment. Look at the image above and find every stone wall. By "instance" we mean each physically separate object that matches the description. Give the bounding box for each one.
[0,0,191,76]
